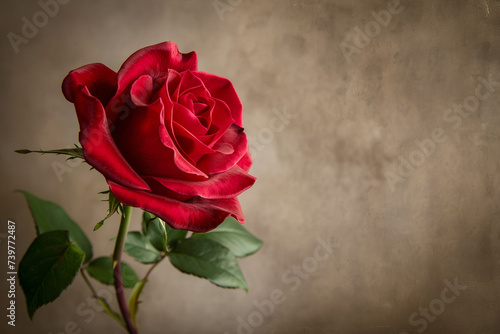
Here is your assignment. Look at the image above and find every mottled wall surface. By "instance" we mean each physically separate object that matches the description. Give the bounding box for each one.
[1,0,500,333]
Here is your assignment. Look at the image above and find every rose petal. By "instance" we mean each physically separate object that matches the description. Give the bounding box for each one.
[150,165,256,199]
[109,181,246,232]
[202,97,234,144]
[158,100,208,178]
[193,101,210,117]
[192,71,243,127]
[236,150,253,172]
[130,75,153,106]
[172,122,216,163]
[172,101,207,136]
[111,99,206,179]
[196,124,249,174]
[62,63,117,107]
[105,43,196,127]
[115,42,197,101]
[173,70,209,102]
[141,176,193,202]
[72,87,150,191]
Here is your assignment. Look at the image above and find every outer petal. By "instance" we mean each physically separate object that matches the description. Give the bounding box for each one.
[236,150,253,172]
[109,181,245,232]
[150,165,256,199]
[115,42,197,101]
[62,63,117,106]
[73,87,150,191]
[130,75,153,106]
[192,71,243,127]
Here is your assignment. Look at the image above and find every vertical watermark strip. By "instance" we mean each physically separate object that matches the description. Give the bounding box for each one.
[6,220,17,326]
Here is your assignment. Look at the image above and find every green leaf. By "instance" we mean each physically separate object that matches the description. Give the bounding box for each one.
[142,212,187,250]
[164,224,188,249]
[19,191,93,263]
[15,147,84,160]
[124,232,162,264]
[128,280,146,327]
[169,238,248,291]
[141,212,167,252]
[19,230,85,319]
[85,257,139,288]
[94,191,122,231]
[193,217,263,257]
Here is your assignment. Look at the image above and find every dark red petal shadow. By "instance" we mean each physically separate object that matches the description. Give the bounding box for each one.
[72,87,150,191]
[62,63,117,107]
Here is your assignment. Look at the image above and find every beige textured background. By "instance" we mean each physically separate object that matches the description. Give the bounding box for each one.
[1,0,500,333]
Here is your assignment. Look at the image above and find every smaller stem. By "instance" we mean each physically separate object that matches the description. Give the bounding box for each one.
[112,205,137,334]
[80,269,125,327]
[142,255,166,282]
[80,268,98,297]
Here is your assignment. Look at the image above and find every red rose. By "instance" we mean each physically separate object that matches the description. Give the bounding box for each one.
[62,42,256,232]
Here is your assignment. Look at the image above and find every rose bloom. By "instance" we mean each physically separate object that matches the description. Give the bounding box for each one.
[62,42,255,232]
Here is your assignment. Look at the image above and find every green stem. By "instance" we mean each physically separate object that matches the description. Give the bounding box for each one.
[112,205,137,334]
[80,269,125,327]
[80,268,99,297]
